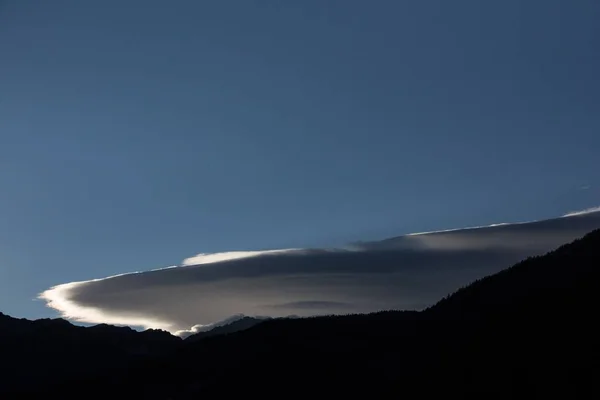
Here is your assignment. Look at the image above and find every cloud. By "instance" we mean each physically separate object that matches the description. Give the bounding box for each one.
[266,301,356,311]
[39,207,600,334]
[181,249,297,267]
[563,206,600,217]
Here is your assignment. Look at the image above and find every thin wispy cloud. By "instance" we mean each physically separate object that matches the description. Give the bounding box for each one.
[563,206,600,217]
[39,208,600,334]
[181,249,297,267]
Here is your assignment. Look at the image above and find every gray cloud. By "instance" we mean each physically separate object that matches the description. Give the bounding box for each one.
[39,208,600,333]
[266,301,356,311]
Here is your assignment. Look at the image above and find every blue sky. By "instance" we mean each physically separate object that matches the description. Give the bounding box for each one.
[1,0,599,320]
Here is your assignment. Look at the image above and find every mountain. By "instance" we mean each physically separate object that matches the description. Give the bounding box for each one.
[427,228,600,319]
[185,316,268,342]
[2,229,599,398]
[0,313,180,394]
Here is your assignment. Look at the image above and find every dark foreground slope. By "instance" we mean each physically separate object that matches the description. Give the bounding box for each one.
[3,229,600,398]
[0,314,180,392]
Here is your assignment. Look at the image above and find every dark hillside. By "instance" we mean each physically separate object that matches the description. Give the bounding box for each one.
[2,230,599,398]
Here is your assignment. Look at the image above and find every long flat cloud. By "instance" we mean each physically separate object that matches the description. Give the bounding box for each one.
[40,209,600,334]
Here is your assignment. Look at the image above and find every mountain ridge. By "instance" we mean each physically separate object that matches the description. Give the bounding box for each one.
[1,229,599,397]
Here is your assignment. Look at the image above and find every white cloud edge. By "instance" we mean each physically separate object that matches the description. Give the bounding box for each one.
[406,223,511,236]
[181,249,298,266]
[38,265,182,331]
[562,206,600,217]
[37,251,297,332]
[39,281,174,331]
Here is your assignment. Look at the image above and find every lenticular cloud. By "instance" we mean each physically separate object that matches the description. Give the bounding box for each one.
[39,208,600,334]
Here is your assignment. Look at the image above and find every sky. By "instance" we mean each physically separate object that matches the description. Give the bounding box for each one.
[1,0,599,321]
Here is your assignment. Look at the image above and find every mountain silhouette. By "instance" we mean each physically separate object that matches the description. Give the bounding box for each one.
[184,316,269,342]
[2,229,599,398]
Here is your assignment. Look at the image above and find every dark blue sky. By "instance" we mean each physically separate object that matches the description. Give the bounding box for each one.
[1,0,599,319]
